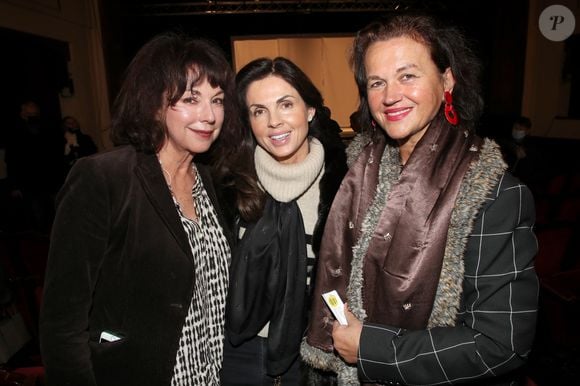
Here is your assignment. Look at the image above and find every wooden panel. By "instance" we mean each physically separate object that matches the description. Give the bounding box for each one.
[233,39,279,71]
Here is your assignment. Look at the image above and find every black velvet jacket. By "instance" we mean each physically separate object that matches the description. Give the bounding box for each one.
[39,145,233,386]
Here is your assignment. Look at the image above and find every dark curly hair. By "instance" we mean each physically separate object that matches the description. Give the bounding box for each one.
[110,32,240,155]
[350,12,484,134]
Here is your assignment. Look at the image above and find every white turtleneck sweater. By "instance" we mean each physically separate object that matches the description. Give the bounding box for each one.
[252,137,325,337]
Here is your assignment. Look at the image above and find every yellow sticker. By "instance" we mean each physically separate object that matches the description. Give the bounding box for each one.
[328,295,338,307]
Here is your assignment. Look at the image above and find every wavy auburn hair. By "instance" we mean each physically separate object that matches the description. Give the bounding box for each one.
[110,32,240,154]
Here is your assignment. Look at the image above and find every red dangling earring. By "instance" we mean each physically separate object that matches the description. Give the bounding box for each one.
[444,91,459,125]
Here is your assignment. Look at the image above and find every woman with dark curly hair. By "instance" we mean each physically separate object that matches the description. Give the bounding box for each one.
[302,13,538,385]
[40,33,240,386]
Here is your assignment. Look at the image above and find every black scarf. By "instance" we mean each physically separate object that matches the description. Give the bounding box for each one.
[226,196,308,376]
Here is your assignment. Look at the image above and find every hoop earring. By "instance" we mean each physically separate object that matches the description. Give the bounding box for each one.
[444,91,459,126]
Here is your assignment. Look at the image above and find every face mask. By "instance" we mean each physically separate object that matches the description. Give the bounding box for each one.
[65,126,79,133]
[512,129,526,141]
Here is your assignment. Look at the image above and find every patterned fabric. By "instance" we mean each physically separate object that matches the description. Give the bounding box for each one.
[357,173,538,385]
[171,166,230,386]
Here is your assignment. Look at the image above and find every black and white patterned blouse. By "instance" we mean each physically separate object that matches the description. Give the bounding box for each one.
[170,165,230,386]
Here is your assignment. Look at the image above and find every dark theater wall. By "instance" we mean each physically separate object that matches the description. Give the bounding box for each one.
[0,28,69,146]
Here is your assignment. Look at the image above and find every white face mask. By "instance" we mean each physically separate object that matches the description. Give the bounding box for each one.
[512,129,527,141]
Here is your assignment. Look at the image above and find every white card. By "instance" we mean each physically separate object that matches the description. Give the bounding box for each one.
[99,331,121,343]
[322,290,348,325]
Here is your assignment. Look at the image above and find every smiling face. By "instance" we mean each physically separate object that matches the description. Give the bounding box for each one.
[365,36,454,157]
[162,76,224,157]
[244,75,315,164]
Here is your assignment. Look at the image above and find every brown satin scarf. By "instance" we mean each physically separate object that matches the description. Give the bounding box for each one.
[363,116,482,329]
[306,116,482,352]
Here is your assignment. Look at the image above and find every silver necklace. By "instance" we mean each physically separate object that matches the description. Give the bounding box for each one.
[158,159,194,191]
[159,162,174,190]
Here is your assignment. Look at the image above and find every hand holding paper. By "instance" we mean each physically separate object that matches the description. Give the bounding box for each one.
[322,290,348,325]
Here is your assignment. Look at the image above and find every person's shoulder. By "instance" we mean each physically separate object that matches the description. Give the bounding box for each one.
[484,172,535,215]
[495,172,530,194]
[77,145,136,169]
[345,129,379,165]
[67,146,139,191]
